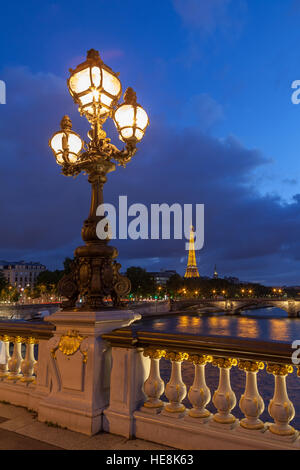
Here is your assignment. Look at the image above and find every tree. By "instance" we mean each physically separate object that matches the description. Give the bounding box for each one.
[126,267,157,298]
[63,257,74,275]
[10,288,20,303]
[36,270,64,295]
[0,270,8,291]
[166,274,183,297]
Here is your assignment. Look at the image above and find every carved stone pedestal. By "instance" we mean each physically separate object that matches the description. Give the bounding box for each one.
[38,309,140,435]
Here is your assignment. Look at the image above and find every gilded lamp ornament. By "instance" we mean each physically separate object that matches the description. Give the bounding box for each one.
[49,49,149,310]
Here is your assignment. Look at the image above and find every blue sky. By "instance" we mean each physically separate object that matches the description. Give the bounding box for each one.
[1,0,300,285]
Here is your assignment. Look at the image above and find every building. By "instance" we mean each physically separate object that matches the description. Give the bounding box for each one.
[184,226,200,278]
[149,269,178,286]
[0,260,46,289]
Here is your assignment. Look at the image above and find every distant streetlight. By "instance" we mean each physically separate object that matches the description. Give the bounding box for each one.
[49,49,149,310]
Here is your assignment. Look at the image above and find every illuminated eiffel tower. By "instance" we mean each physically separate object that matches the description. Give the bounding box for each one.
[184,226,200,278]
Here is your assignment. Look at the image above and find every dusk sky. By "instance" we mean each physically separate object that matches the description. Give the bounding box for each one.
[1,0,300,285]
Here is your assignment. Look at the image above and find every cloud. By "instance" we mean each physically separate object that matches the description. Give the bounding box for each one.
[185,93,224,131]
[283,178,298,186]
[171,0,247,64]
[172,0,233,35]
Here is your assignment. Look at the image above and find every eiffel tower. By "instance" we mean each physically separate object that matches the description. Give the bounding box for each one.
[184,226,200,278]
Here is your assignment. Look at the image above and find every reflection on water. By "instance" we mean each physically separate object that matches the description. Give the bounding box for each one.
[191,316,202,328]
[237,317,259,339]
[269,319,290,342]
[134,308,300,344]
[208,316,230,336]
[177,315,202,332]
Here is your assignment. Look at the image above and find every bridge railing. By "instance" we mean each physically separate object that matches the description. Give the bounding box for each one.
[0,320,54,409]
[102,328,300,450]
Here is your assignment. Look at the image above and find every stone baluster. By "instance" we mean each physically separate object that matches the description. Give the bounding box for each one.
[212,357,237,425]
[7,336,23,380]
[21,337,37,382]
[238,360,265,430]
[267,364,296,437]
[142,348,166,412]
[187,354,212,420]
[162,351,188,416]
[0,335,11,378]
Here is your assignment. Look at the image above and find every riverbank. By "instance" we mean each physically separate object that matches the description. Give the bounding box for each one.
[0,303,60,320]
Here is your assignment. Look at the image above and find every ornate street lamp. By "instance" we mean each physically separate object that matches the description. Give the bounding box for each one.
[49,49,149,310]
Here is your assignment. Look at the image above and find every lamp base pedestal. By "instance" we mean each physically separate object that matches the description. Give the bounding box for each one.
[38,309,140,436]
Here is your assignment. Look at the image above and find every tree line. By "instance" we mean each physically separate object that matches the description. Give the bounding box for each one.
[0,262,296,302]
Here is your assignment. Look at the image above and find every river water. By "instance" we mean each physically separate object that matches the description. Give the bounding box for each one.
[131,307,300,343]
[132,308,300,429]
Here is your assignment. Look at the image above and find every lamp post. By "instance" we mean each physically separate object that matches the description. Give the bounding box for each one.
[49,49,149,311]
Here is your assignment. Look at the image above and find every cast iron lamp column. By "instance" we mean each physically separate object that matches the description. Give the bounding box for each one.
[49,49,149,311]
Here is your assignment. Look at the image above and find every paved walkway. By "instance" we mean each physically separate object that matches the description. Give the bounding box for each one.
[0,403,172,450]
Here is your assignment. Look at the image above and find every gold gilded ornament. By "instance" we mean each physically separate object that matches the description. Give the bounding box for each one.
[51,330,88,363]
[188,354,213,365]
[212,357,238,369]
[143,348,166,359]
[238,360,264,372]
[266,363,293,376]
[165,351,189,362]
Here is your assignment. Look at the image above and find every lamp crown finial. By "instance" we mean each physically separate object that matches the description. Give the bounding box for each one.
[87,49,101,61]
[124,87,137,105]
[61,115,72,130]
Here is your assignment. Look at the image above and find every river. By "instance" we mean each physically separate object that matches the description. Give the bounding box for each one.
[131,307,300,343]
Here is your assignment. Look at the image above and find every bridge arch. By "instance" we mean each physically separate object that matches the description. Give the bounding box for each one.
[171,299,300,318]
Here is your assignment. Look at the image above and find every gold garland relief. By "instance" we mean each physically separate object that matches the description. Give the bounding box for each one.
[143,348,166,359]
[266,363,293,376]
[0,335,11,342]
[188,354,213,365]
[0,335,38,344]
[212,357,238,369]
[238,360,265,372]
[165,351,189,362]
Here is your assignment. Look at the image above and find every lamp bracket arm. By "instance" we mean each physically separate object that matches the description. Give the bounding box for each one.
[113,142,137,167]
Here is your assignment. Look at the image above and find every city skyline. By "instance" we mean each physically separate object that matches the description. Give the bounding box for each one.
[1,1,300,284]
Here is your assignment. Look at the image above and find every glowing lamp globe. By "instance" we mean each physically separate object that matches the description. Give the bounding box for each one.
[68,49,122,123]
[113,87,149,143]
[49,115,83,165]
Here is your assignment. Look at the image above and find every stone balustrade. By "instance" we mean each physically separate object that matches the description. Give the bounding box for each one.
[102,329,300,450]
[0,313,300,449]
[0,321,54,409]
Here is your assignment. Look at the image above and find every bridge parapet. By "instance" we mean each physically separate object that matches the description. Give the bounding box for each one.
[1,310,300,449]
[103,328,300,450]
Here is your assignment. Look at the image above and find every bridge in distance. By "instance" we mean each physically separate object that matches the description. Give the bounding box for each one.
[171,298,300,317]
